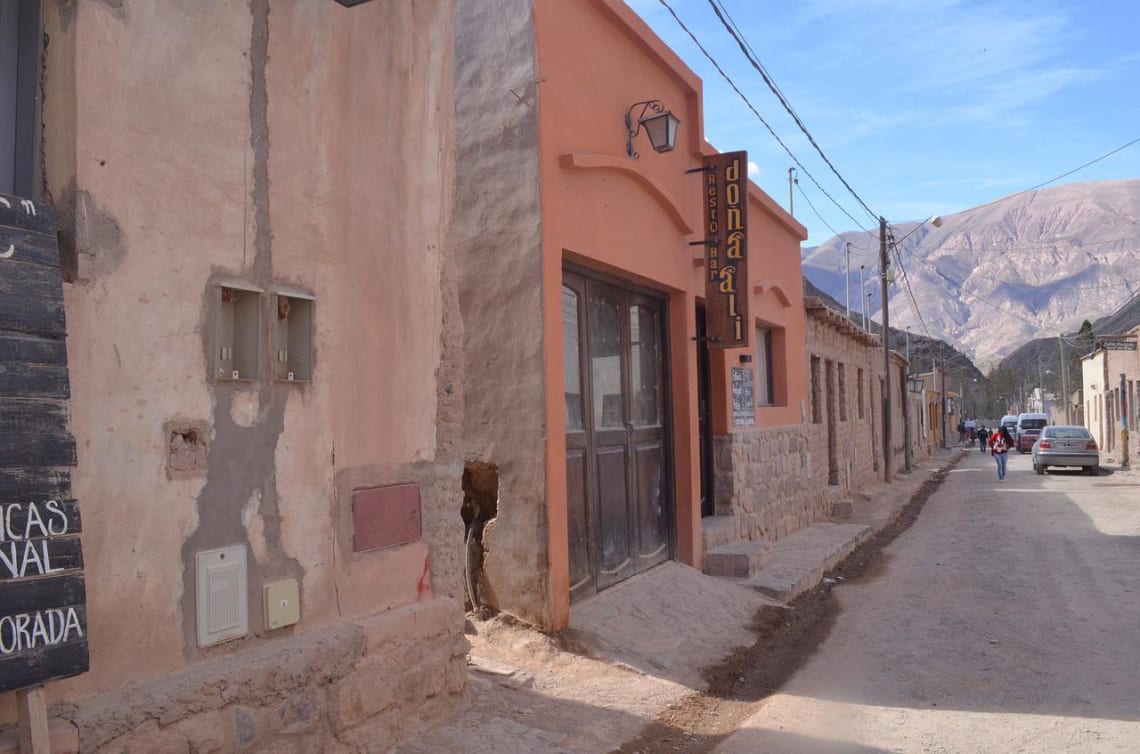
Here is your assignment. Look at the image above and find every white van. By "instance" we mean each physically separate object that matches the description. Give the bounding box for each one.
[1016,412,1048,442]
[1000,415,1019,435]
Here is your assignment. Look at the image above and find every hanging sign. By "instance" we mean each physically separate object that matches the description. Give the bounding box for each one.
[1100,338,1137,352]
[0,192,89,693]
[702,151,750,348]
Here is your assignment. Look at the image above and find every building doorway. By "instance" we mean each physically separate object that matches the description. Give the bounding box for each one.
[826,359,838,485]
[696,304,715,517]
[563,269,673,601]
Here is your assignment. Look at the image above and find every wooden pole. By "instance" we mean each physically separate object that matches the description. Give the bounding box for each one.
[880,217,892,483]
[16,686,51,754]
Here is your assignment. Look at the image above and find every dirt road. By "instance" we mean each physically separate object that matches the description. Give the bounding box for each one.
[713,448,1140,753]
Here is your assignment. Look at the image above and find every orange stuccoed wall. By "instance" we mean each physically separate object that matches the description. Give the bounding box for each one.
[534,0,807,630]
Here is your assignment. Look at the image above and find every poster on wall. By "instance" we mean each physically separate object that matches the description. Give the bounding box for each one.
[731,367,756,427]
[702,150,750,349]
[0,193,89,693]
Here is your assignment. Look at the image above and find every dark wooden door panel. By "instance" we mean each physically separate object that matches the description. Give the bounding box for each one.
[565,447,593,600]
[564,267,674,600]
[594,445,633,588]
[634,438,669,568]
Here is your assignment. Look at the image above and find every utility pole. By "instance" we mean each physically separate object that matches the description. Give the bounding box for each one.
[788,167,795,216]
[903,373,913,472]
[1059,336,1071,424]
[859,266,867,330]
[1037,356,1044,412]
[880,216,893,483]
[1121,372,1130,469]
[845,242,853,320]
[940,345,948,449]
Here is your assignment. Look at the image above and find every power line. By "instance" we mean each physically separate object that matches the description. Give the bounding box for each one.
[896,234,1140,257]
[1027,136,1140,192]
[888,232,934,341]
[655,0,873,233]
[703,0,879,223]
[794,180,847,241]
[708,0,796,116]
[947,136,1140,219]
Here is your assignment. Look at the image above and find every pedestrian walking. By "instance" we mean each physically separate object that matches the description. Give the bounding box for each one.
[978,426,989,452]
[957,420,966,444]
[989,426,1014,481]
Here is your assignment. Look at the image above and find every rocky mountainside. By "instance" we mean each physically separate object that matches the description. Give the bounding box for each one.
[802,179,1140,369]
[995,290,1140,392]
[805,277,990,410]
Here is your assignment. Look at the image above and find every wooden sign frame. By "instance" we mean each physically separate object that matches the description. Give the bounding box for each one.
[701,151,750,348]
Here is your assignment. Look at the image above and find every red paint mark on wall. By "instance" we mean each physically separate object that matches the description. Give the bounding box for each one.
[417,555,432,597]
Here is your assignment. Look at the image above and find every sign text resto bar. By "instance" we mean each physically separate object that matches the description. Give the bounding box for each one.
[700,151,749,348]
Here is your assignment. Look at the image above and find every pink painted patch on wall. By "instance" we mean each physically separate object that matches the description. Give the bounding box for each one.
[351,484,422,553]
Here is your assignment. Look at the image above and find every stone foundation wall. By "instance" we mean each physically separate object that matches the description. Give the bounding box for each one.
[804,309,883,490]
[53,599,466,754]
[714,425,835,542]
[713,305,893,544]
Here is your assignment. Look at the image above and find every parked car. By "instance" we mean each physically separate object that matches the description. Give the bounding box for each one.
[1016,412,1048,443]
[1032,425,1099,475]
[1018,428,1041,453]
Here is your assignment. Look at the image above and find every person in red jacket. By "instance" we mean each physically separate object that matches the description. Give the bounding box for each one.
[989,426,1014,481]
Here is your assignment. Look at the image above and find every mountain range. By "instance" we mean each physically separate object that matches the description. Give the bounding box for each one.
[801,179,1140,369]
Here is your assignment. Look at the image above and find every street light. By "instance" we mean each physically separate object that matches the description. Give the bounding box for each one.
[625,100,680,158]
[879,214,943,482]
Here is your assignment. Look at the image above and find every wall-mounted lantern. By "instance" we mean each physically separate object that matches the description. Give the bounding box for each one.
[625,100,680,159]
[907,377,925,394]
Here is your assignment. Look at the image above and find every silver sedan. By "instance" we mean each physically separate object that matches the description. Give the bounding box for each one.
[1032,425,1100,475]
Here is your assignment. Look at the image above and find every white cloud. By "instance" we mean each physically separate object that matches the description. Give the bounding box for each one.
[748,161,761,177]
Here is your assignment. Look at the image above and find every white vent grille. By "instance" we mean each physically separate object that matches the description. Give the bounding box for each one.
[196,545,248,647]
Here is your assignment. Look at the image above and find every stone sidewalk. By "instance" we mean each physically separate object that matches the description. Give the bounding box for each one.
[391,449,964,753]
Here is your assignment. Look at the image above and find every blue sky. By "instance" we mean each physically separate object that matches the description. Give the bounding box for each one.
[627,0,1140,245]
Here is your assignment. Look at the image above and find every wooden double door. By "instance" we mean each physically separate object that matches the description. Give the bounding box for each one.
[562,269,673,602]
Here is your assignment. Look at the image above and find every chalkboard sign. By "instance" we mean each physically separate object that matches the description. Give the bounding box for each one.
[0,192,88,694]
[731,367,755,427]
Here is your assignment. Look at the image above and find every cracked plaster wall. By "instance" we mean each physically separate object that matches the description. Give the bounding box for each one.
[21,0,463,743]
[454,0,551,626]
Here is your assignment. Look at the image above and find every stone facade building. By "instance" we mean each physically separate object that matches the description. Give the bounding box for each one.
[2,2,466,751]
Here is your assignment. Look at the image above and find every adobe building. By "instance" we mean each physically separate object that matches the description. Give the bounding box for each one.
[2,2,466,751]
[914,364,954,452]
[1081,328,1140,455]
[454,0,912,630]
